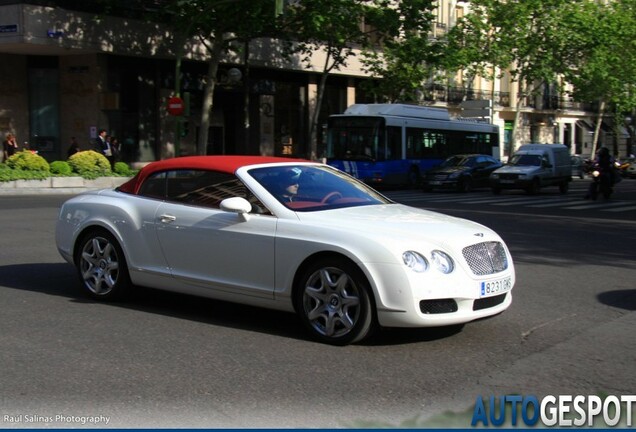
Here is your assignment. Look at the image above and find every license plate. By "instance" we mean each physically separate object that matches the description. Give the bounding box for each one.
[500,179,514,184]
[480,276,512,298]
[430,180,442,185]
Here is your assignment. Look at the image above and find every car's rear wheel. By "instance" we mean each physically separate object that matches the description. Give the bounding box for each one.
[75,229,131,301]
[295,258,375,345]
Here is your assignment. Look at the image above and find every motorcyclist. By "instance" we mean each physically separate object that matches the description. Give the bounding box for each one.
[584,147,614,200]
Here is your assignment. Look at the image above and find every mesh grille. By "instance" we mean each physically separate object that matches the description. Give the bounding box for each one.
[420,299,458,314]
[462,241,508,276]
[473,293,507,311]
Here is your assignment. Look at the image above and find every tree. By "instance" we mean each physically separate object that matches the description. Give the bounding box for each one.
[154,0,282,155]
[359,0,440,103]
[445,0,575,156]
[282,0,383,159]
[558,0,636,157]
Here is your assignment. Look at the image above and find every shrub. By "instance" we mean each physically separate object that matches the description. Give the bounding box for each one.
[68,150,112,179]
[113,161,133,176]
[50,160,73,175]
[6,151,50,172]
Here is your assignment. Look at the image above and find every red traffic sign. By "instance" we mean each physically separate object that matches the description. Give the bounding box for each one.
[167,96,184,116]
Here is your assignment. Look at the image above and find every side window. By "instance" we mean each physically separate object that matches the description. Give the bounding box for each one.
[166,169,271,215]
[138,172,167,199]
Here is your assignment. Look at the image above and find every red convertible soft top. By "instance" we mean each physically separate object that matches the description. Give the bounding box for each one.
[118,155,308,195]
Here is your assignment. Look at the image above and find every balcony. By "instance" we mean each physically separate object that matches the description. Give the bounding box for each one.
[422,85,510,107]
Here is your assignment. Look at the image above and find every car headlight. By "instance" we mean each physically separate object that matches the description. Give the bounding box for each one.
[491,173,499,179]
[402,251,428,273]
[431,250,454,274]
[448,172,460,179]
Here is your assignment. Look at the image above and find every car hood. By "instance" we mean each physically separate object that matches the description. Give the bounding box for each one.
[297,204,500,249]
[493,165,539,174]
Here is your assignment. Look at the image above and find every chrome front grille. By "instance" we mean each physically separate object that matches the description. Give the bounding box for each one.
[462,241,508,275]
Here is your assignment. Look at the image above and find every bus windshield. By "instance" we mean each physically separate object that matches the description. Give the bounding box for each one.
[327,117,384,161]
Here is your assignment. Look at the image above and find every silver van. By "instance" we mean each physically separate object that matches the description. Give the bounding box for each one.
[490,144,572,194]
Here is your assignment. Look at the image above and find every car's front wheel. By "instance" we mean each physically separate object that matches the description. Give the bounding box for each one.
[295,258,375,345]
[75,229,131,301]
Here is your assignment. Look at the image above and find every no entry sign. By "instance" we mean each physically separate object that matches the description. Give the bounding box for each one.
[167,96,184,116]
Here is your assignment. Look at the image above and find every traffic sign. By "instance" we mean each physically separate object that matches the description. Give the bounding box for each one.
[167,96,184,116]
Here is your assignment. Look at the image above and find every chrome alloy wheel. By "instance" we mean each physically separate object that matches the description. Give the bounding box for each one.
[79,235,121,296]
[301,266,366,341]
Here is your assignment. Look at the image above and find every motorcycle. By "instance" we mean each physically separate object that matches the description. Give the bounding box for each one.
[585,163,615,200]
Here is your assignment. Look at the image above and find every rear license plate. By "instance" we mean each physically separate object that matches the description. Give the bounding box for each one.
[430,180,442,185]
[480,276,512,298]
[500,179,514,184]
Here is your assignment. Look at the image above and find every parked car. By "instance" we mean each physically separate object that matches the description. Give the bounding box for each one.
[55,156,515,345]
[571,155,587,179]
[422,154,503,192]
[490,144,572,194]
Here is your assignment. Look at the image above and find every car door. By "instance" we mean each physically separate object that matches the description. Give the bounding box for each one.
[472,156,491,187]
[153,170,277,298]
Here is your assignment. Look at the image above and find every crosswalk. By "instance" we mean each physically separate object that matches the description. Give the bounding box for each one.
[384,186,636,213]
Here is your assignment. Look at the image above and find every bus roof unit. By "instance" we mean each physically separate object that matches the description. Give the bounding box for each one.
[343,104,451,121]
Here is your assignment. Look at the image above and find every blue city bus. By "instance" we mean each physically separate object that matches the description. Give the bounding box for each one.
[326,103,500,186]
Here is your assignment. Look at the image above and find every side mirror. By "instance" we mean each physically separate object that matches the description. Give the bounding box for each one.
[220,197,252,214]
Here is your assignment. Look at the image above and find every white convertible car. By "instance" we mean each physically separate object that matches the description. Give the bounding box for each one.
[56,156,515,345]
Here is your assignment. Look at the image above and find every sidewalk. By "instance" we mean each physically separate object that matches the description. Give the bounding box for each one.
[0,176,130,196]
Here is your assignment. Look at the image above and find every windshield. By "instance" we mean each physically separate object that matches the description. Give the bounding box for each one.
[510,154,542,166]
[440,156,475,168]
[249,165,392,211]
[327,117,384,161]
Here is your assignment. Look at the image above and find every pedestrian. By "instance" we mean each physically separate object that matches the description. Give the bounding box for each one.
[67,136,81,158]
[95,129,113,163]
[2,132,18,162]
[109,137,120,168]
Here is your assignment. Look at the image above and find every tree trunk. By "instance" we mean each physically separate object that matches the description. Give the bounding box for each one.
[509,80,525,159]
[198,37,224,156]
[308,70,329,161]
[589,100,606,159]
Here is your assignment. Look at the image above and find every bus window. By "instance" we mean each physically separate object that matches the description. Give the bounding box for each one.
[386,126,401,160]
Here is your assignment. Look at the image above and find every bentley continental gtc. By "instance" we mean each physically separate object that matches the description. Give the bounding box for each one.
[56,156,515,345]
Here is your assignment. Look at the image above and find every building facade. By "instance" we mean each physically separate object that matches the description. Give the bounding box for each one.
[0,0,625,166]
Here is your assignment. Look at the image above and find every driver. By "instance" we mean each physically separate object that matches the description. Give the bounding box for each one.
[277,168,301,202]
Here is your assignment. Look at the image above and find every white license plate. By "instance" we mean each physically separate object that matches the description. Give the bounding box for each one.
[430,180,442,185]
[500,179,515,184]
[479,276,512,298]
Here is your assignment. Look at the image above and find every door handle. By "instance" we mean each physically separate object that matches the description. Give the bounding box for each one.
[159,214,176,223]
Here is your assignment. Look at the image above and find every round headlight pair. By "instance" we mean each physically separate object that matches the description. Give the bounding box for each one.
[402,250,454,274]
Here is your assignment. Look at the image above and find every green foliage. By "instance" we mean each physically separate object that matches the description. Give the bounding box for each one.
[0,165,50,181]
[360,1,439,102]
[68,150,112,179]
[49,160,73,176]
[113,161,133,176]
[6,151,50,172]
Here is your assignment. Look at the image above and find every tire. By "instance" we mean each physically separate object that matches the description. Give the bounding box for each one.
[295,258,375,345]
[75,229,131,301]
[491,187,501,195]
[559,181,569,194]
[458,177,472,193]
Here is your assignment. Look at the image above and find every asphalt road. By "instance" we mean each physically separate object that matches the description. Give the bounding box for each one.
[0,181,634,428]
